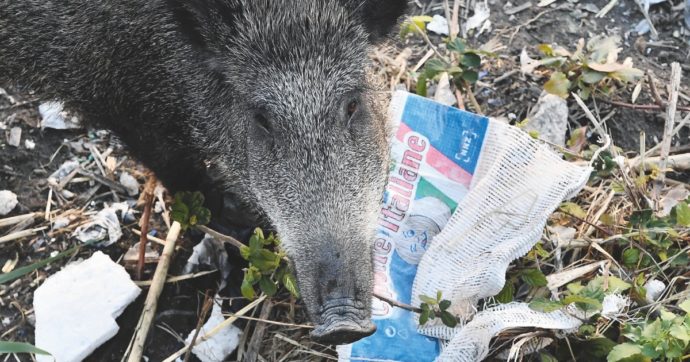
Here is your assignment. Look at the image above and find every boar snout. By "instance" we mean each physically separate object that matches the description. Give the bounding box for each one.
[310,298,376,344]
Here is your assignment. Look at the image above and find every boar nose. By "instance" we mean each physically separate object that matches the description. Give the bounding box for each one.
[310,298,376,344]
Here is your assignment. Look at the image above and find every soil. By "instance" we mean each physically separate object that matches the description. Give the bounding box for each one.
[1,0,689,361]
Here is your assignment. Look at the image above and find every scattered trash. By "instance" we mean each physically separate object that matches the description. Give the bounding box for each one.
[184,235,232,290]
[525,92,569,147]
[601,294,630,318]
[644,279,666,303]
[7,126,21,147]
[24,139,36,150]
[658,185,689,217]
[119,172,140,196]
[182,298,242,362]
[433,72,457,106]
[48,160,80,184]
[123,241,160,267]
[426,14,449,36]
[34,251,141,362]
[463,2,491,37]
[72,207,123,246]
[0,190,19,216]
[39,101,81,130]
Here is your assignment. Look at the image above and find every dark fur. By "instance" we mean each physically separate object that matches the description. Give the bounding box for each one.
[0,0,406,343]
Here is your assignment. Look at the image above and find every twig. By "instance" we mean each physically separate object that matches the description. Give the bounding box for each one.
[373,293,422,313]
[132,229,167,247]
[196,224,245,249]
[0,212,42,229]
[134,270,217,287]
[76,169,129,195]
[598,99,690,112]
[0,227,48,245]
[655,63,682,190]
[464,80,483,115]
[136,178,156,280]
[634,0,659,40]
[124,221,182,362]
[183,290,214,362]
[647,72,665,108]
[162,295,267,362]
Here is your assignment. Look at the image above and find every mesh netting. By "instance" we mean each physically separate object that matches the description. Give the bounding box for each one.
[410,119,592,344]
[437,303,582,361]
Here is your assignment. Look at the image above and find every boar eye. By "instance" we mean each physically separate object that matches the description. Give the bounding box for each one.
[254,112,272,135]
[347,100,358,118]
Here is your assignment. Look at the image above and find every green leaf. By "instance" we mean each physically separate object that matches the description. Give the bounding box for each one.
[606,276,632,293]
[669,324,690,342]
[0,240,97,285]
[0,341,51,355]
[678,299,690,314]
[563,295,602,311]
[436,290,443,302]
[241,279,255,300]
[460,53,481,68]
[240,246,251,260]
[282,272,300,298]
[419,294,437,306]
[170,202,190,225]
[251,249,281,271]
[560,202,587,219]
[521,268,547,288]
[495,280,514,303]
[419,308,430,325]
[440,311,457,328]
[529,298,565,313]
[583,338,617,358]
[439,300,451,311]
[416,72,428,97]
[610,67,644,83]
[675,202,690,227]
[194,207,211,226]
[607,343,643,362]
[447,38,466,53]
[622,248,640,267]
[567,282,584,295]
[544,71,571,99]
[537,44,554,56]
[259,276,278,296]
[424,59,448,79]
[461,70,479,83]
[581,70,606,84]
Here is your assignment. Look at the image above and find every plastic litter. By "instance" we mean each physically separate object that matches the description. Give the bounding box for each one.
[0,190,18,216]
[39,101,81,130]
[184,235,232,291]
[426,15,449,36]
[34,251,141,362]
[181,298,242,362]
[644,279,666,303]
[525,92,569,147]
[339,91,593,362]
[119,171,140,196]
[72,207,123,246]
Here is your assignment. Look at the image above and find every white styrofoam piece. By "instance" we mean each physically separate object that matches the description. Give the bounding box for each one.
[34,251,141,362]
[185,300,242,362]
[0,190,18,216]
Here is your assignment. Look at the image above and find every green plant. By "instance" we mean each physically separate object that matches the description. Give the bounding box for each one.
[0,341,50,355]
[529,275,631,315]
[399,15,433,38]
[170,191,211,231]
[239,228,299,300]
[416,38,483,97]
[608,300,690,362]
[418,291,457,327]
[532,36,643,100]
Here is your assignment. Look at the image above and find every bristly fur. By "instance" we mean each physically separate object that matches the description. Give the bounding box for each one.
[0,0,407,340]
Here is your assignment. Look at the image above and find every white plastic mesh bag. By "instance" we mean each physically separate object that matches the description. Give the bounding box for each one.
[411,119,592,341]
[437,303,582,362]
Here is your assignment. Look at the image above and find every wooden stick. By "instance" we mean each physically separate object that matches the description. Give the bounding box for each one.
[134,270,217,287]
[183,290,214,362]
[196,224,245,249]
[0,212,42,228]
[125,221,181,362]
[161,295,266,362]
[656,62,682,187]
[136,191,154,280]
[0,227,48,245]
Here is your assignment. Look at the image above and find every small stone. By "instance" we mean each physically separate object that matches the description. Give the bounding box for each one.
[7,127,21,147]
[525,92,569,147]
[0,190,18,216]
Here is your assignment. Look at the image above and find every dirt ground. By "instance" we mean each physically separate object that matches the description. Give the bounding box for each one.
[1,0,689,361]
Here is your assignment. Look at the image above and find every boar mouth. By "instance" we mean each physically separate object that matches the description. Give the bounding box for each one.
[310,298,376,345]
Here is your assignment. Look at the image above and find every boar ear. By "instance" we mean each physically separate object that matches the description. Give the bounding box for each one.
[358,0,408,43]
[166,0,242,51]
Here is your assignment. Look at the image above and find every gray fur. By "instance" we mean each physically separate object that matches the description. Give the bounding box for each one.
[0,0,406,344]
